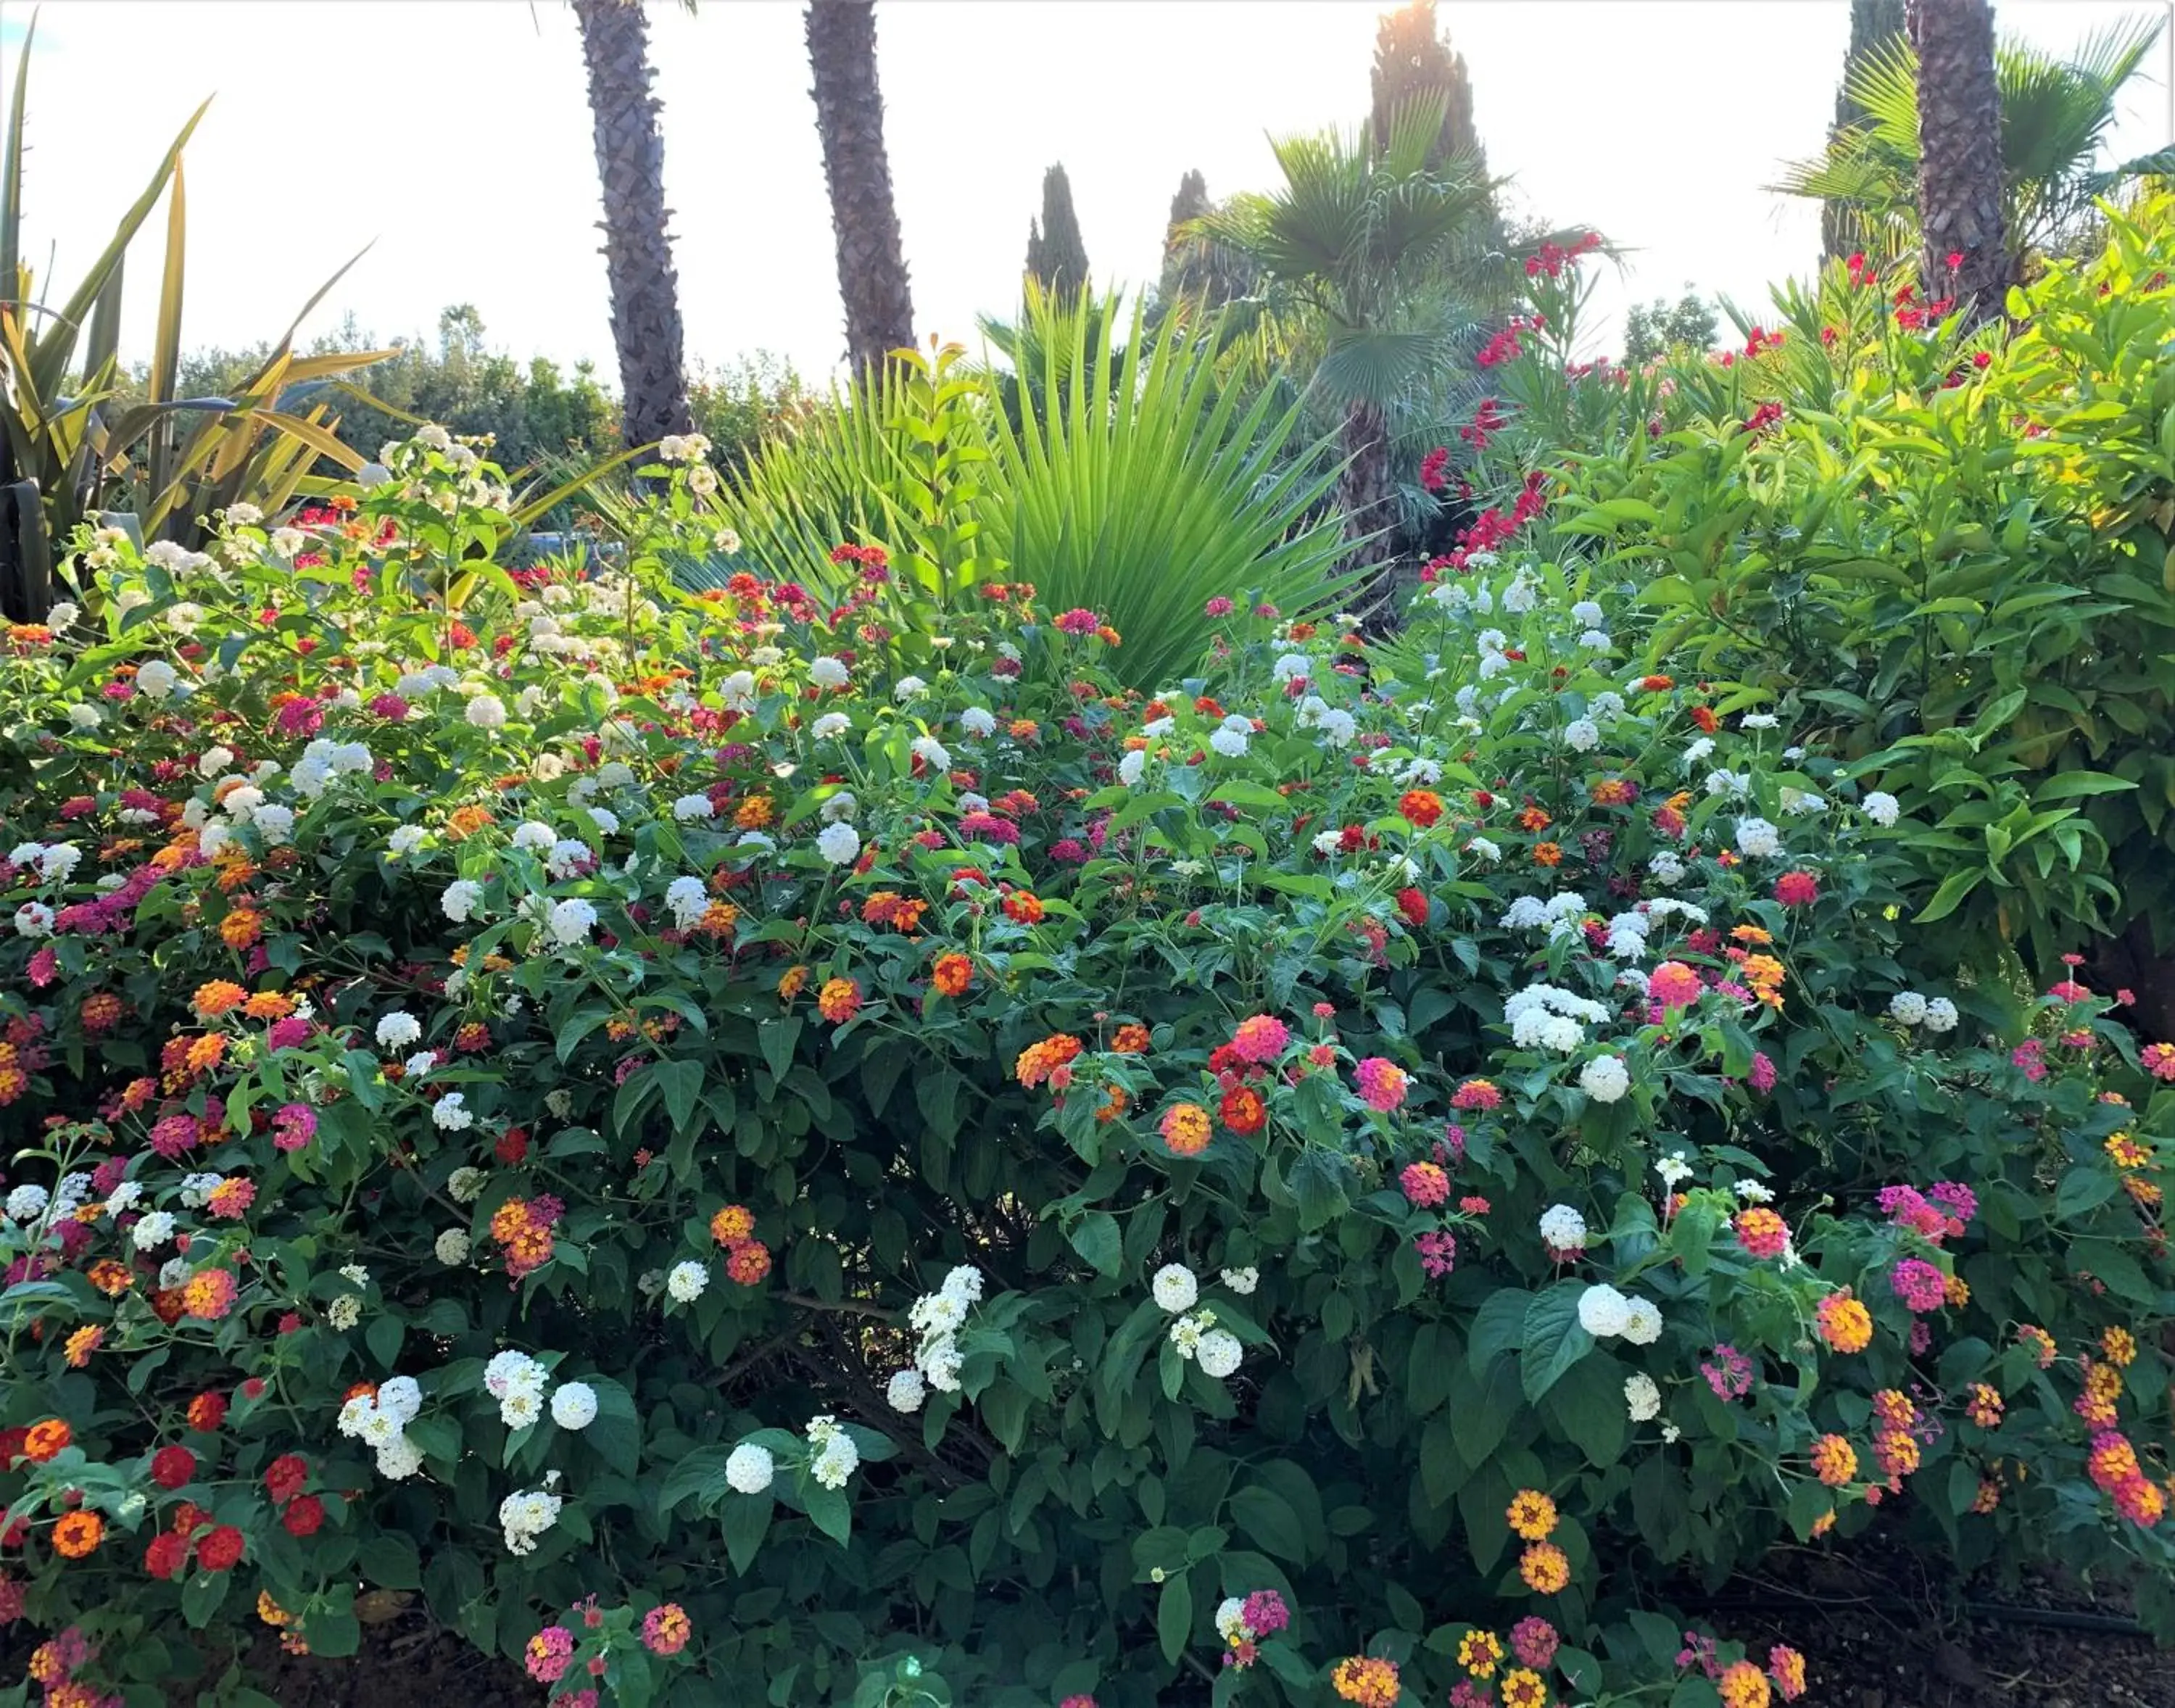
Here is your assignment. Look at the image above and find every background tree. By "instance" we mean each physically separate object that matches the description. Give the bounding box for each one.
[1776,16,2171,283]
[1369,0,1483,173]
[572,0,693,446]
[1623,288,1718,364]
[805,0,916,374]
[1024,163,1091,301]
[1823,0,1909,258]
[1191,99,1501,588]
[1908,0,2013,323]
[1153,169,1259,321]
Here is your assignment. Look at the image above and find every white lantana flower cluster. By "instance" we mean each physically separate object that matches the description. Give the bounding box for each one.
[1577,1284,1663,1345]
[805,1414,861,1490]
[499,1485,563,1555]
[895,1264,984,1407]
[1504,983,1611,1052]
[1889,990,1959,1032]
[337,1376,426,1480]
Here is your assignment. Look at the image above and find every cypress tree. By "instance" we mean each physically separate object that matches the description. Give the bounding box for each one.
[1369,0,1482,169]
[1024,164,1090,299]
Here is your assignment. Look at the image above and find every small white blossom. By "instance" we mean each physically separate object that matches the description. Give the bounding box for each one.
[547,898,598,945]
[1219,1267,1259,1295]
[1889,990,1928,1026]
[550,1382,599,1430]
[667,1260,708,1303]
[726,1441,775,1493]
[441,880,484,923]
[887,1369,927,1413]
[1862,790,1900,827]
[435,1229,471,1264]
[1734,816,1782,858]
[1923,997,1960,1033]
[1578,1054,1631,1103]
[431,1093,474,1131]
[1151,1263,1199,1313]
[1538,1205,1588,1252]
[1625,1372,1662,1422]
[1578,1283,1632,1338]
[465,694,506,731]
[1196,1330,1243,1379]
[376,1011,423,1050]
[816,822,861,866]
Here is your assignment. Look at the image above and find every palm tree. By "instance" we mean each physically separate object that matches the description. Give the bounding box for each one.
[1190,99,1499,584]
[572,0,694,446]
[1776,13,2174,294]
[805,0,916,375]
[1908,0,2013,323]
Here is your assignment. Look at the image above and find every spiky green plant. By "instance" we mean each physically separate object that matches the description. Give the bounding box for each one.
[984,294,1350,690]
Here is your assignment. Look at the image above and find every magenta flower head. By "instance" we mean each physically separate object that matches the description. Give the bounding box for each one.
[524,1626,575,1684]
[1240,1589,1289,1636]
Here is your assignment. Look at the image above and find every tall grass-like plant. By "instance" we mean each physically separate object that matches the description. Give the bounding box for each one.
[985,294,1348,689]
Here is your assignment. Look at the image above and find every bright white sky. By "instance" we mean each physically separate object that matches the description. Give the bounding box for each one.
[8,1,2171,384]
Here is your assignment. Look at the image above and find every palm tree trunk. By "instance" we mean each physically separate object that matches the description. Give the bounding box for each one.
[573,0,694,447]
[1907,0,2014,326]
[1337,397,1398,608]
[805,0,916,376]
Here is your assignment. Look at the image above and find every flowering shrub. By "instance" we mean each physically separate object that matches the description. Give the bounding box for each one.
[1477,196,2175,1042]
[0,424,2170,1708]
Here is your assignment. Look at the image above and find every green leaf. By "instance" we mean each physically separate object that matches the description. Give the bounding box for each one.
[652,1058,705,1135]
[358,1533,421,1591]
[1467,1289,1529,1374]
[758,1016,802,1082]
[365,1311,403,1371]
[1914,866,1983,923]
[582,1377,642,1476]
[802,1480,852,1546]
[722,1491,772,1573]
[1067,1211,1123,1277]
[1229,1485,1308,1564]
[1519,1283,1594,1402]
[1157,1570,1194,1665]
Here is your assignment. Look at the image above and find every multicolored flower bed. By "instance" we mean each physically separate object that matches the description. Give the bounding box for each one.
[0,424,2168,1708]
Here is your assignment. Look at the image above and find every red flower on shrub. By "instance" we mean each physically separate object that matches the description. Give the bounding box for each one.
[281,1495,325,1538]
[1773,871,1819,907]
[264,1454,309,1505]
[1219,1085,1267,1135]
[143,1531,190,1580]
[150,1446,196,1490]
[196,1525,245,1572]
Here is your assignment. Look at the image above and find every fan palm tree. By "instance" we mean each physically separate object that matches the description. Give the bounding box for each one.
[1775,12,2175,291]
[805,0,916,375]
[1188,98,1499,583]
[572,0,694,446]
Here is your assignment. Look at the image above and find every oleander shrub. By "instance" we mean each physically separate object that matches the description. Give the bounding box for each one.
[0,427,2169,1708]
